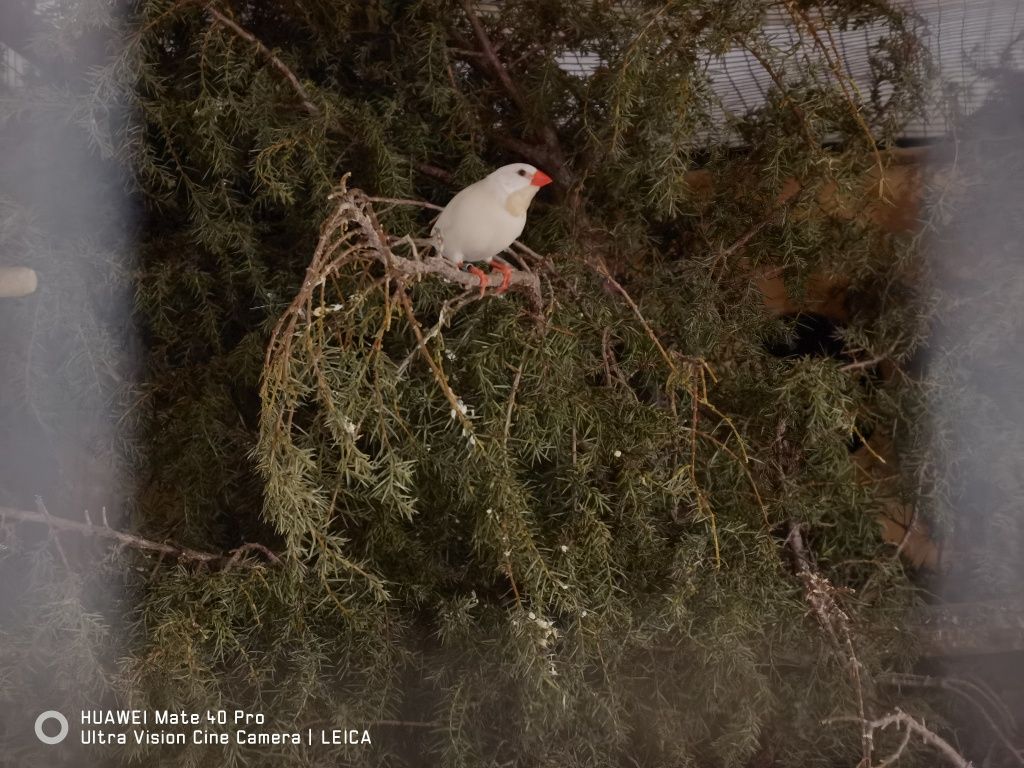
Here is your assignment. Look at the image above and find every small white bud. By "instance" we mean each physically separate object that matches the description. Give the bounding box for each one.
[527,611,536,620]
[559,544,568,553]
[613,450,622,458]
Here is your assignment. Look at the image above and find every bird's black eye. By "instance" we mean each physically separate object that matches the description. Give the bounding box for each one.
[517,169,526,176]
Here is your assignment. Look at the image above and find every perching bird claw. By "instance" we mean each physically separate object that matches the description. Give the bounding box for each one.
[490,259,513,294]
[465,264,490,297]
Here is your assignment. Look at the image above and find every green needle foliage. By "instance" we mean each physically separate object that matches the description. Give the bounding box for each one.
[1,1,941,766]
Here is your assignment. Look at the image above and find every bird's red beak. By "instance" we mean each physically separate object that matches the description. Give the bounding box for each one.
[530,169,553,187]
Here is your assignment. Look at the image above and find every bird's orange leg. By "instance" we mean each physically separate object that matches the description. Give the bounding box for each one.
[464,264,489,297]
[489,259,513,294]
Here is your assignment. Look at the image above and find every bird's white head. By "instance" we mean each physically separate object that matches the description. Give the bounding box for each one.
[486,163,553,195]
[484,163,553,217]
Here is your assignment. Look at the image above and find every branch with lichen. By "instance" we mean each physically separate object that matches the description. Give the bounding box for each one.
[262,179,542,379]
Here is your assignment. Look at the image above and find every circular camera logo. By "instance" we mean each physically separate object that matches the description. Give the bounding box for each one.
[34,711,69,745]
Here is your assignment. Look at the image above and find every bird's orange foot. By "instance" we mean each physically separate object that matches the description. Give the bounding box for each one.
[465,264,489,297]
[489,259,513,294]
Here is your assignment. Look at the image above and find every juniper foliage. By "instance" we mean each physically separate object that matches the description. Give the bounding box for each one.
[0,1,941,766]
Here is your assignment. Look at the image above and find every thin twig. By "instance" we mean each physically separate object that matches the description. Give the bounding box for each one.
[395,290,478,376]
[590,259,678,375]
[504,353,528,443]
[207,6,321,117]
[787,522,873,766]
[369,196,444,212]
[206,10,456,188]
[874,723,913,768]
[892,503,919,561]
[840,355,888,372]
[782,1,888,198]
[458,0,566,181]
[396,285,477,441]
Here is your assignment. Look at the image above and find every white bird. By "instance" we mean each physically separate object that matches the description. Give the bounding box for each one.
[432,163,552,294]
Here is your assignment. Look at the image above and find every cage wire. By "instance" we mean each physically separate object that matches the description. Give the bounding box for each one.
[511,0,1024,142]
[3,1,1024,137]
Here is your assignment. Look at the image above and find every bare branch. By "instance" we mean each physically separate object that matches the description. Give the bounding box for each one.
[369,196,443,212]
[414,162,455,184]
[386,248,540,299]
[828,709,975,768]
[1,505,281,568]
[840,355,888,372]
[878,673,1023,765]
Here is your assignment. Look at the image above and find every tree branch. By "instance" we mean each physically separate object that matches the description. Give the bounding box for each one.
[207,7,457,187]
[828,709,975,768]
[459,0,527,112]
[0,504,282,568]
[413,162,455,184]
[879,673,1023,765]
[458,1,569,186]
[787,521,873,766]
[207,6,321,117]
